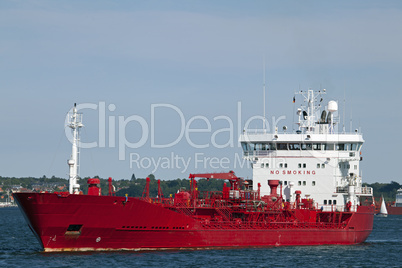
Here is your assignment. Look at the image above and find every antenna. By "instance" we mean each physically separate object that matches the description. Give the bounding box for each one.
[359,119,361,134]
[350,107,353,133]
[343,90,346,133]
[263,56,266,131]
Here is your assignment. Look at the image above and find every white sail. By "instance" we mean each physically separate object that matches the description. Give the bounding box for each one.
[378,196,388,217]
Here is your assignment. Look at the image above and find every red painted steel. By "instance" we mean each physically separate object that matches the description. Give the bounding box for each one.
[108,177,115,196]
[374,197,402,215]
[87,179,101,196]
[386,205,402,215]
[13,174,375,252]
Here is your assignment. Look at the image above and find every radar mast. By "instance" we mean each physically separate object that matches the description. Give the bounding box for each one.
[67,103,83,194]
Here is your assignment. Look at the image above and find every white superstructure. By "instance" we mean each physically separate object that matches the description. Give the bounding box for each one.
[67,103,83,194]
[394,188,402,207]
[240,89,373,211]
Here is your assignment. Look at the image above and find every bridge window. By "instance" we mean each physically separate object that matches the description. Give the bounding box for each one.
[301,143,312,150]
[277,143,288,150]
[324,200,327,205]
[303,163,306,168]
[266,163,269,168]
[298,181,301,186]
[289,143,300,150]
[356,143,362,151]
[312,181,316,186]
[313,143,322,150]
[325,144,335,150]
[321,164,325,168]
[336,143,345,151]
[249,143,255,150]
[317,163,320,168]
[241,143,249,151]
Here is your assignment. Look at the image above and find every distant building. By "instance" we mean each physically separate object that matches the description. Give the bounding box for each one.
[11,187,30,193]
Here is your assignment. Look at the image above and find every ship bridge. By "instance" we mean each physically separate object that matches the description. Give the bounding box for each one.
[239,89,373,211]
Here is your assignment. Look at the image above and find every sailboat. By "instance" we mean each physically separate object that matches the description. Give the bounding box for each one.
[377,195,388,217]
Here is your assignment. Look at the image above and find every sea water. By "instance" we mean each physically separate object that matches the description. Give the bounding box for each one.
[0,207,401,268]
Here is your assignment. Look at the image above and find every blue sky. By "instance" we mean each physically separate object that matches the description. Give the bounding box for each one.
[1,0,401,183]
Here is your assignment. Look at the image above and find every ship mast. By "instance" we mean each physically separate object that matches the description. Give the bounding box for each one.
[67,103,83,194]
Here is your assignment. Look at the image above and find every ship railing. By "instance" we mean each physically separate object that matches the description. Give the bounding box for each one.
[239,190,259,201]
[200,220,347,230]
[320,205,345,212]
[148,197,174,206]
[336,186,373,195]
[355,186,373,195]
[243,150,277,158]
[198,190,260,203]
[336,187,348,193]
[242,129,270,134]
[319,204,361,212]
[193,198,222,208]
[242,129,359,135]
[198,191,224,201]
[155,196,232,210]
[178,197,263,212]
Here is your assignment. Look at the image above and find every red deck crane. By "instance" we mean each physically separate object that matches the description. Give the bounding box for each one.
[188,170,242,190]
[188,171,247,199]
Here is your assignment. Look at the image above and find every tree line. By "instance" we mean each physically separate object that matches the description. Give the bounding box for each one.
[0,174,225,197]
[363,181,401,202]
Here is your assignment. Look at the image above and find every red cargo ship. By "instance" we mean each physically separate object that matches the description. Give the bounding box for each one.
[14,90,375,252]
[14,174,374,252]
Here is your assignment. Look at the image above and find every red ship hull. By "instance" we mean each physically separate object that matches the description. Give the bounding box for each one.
[386,205,402,215]
[14,192,374,252]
